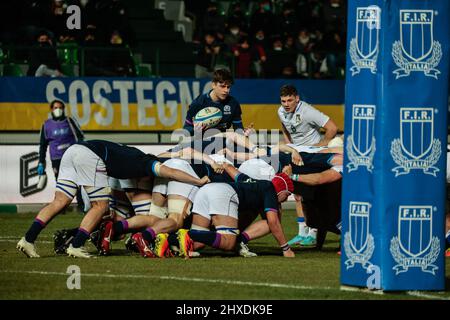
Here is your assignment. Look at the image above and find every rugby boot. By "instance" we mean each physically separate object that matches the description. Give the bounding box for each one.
[67,244,93,258]
[154,233,170,258]
[177,229,194,258]
[132,233,155,258]
[287,234,306,246]
[17,237,40,258]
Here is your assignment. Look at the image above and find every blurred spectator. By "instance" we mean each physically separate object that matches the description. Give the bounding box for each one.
[202,1,226,39]
[232,37,252,78]
[224,23,246,51]
[195,32,221,78]
[284,35,297,60]
[265,37,295,78]
[250,29,268,78]
[296,0,323,31]
[277,3,299,38]
[84,30,135,77]
[322,30,346,78]
[295,28,315,55]
[27,31,64,77]
[227,2,248,33]
[47,0,68,40]
[308,43,330,79]
[323,0,346,34]
[249,0,275,38]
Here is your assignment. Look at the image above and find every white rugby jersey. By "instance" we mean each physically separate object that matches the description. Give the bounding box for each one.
[278,101,329,146]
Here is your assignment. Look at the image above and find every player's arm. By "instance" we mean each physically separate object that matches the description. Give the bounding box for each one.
[222,162,240,181]
[290,169,342,185]
[315,119,338,146]
[179,147,224,173]
[266,209,295,258]
[272,144,303,166]
[154,162,210,186]
[224,131,262,154]
[281,123,292,144]
[38,124,48,169]
[227,149,256,162]
[231,103,244,130]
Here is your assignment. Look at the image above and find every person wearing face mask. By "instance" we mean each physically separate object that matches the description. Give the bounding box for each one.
[224,24,245,50]
[38,100,84,190]
[27,31,64,77]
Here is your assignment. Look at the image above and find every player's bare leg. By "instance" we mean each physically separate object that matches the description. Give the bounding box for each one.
[287,194,309,246]
[17,189,73,258]
[67,199,109,258]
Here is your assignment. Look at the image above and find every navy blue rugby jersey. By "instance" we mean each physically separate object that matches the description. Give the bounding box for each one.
[261,147,334,174]
[227,178,279,219]
[78,140,160,179]
[183,91,243,135]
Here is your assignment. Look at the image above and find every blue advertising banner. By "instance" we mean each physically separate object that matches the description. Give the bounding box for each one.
[341,0,449,291]
[0,77,344,131]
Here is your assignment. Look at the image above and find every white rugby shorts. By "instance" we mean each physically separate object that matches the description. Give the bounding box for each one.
[192,183,239,220]
[58,144,108,187]
[152,158,199,202]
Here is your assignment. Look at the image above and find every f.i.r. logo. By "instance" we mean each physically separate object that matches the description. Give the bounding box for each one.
[392,10,442,79]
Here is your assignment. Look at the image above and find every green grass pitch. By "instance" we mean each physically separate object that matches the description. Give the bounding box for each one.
[0,211,449,300]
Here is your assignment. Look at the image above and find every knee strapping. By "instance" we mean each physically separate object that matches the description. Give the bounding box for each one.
[149,203,168,219]
[109,197,132,218]
[191,224,209,231]
[85,186,111,202]
[216,225,239,235]
[168,198,192,216]
[56,179,78,199]
[132,199,152,215]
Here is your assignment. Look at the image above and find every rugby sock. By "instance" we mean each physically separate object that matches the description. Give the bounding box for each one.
[297,217,308,237]
[142,227,156,243]
[25,218,46,243]
[237,232,250,244]
[308,228,318,238]
[72,228,90,248]
[188,230,221,248]
[113,220,129,236]
[168,233,178,247]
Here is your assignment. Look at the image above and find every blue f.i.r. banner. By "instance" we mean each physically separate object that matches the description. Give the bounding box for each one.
[341,0,449,291]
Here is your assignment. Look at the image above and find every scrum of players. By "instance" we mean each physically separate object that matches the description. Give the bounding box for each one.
[17,69,347,260]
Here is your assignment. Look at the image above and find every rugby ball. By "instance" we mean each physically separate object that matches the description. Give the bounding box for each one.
[193,107,222,129]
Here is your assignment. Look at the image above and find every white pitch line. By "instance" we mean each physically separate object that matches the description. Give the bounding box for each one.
[1,270,448,300]
[0,269,332,292]
[0,240,52,244]
[0,236,52,239]
[341,285,449,300]
[407,291,449,300]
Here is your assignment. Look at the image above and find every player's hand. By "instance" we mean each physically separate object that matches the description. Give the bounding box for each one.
[37,163,45,175]
[193,122,206,133]
[199,176,211,186]
[283,248,295,258]
[243,122,255,137]
[252,147,267,157]
[211,162,224,174]
[282,165,292,176]
[292,150,303,166]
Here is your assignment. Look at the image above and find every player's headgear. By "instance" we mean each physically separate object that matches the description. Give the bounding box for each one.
[271,173,294,195]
